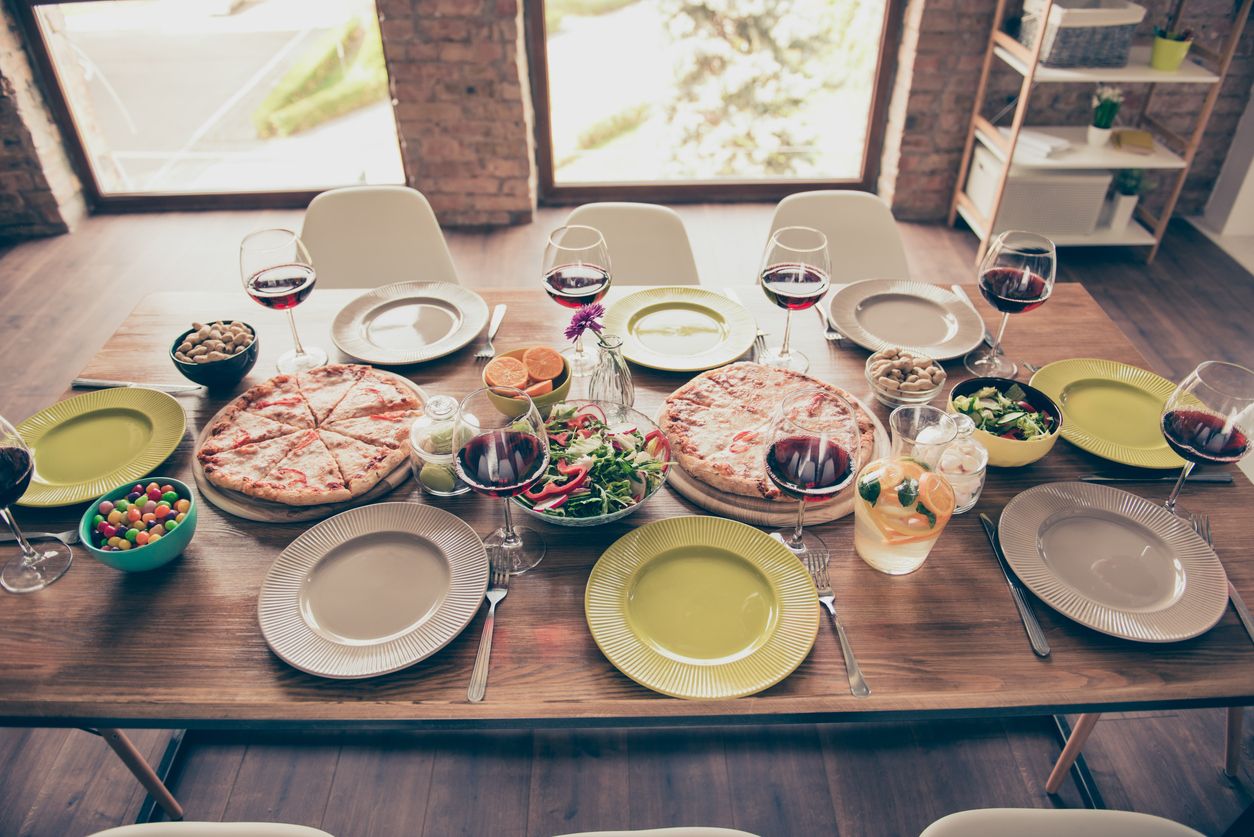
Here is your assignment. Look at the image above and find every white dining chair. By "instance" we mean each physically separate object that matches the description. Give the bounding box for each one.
[553,829,758,837]
[91,824,334,837]
[300,185,460,289]
[767,190,910,283]
[563,202,702,286]
[919,807,1203,836]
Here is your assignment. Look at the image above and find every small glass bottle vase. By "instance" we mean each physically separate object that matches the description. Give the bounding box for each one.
[587,334,634,407]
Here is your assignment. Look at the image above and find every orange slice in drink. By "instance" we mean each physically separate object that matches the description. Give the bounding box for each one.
[918,471,955,523]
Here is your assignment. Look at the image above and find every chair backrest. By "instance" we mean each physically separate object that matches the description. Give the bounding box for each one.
[300,185,460,289]
[90,823,334,837]
[564,203,701,286]
[767,191,910,284]
[553,829,759,837]
[919,808,1204,837]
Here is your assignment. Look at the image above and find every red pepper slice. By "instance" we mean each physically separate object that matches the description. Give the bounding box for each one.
[728,430,758,454]
[547,431,570,446]
[522,461,590,501]
[644,430,672,472]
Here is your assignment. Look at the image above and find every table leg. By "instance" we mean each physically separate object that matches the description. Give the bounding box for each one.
[1226,706,1244,778]
[98,728,184,821]
[1046,713,1101,795]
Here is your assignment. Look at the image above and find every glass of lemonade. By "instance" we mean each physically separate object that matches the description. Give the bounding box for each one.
[853,406,957,575]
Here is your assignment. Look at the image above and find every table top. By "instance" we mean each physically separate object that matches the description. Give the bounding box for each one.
[3,284,1252,730]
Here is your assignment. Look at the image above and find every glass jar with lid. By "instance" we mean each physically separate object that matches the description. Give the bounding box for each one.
[937,412,988,514]
[409,395,471,497]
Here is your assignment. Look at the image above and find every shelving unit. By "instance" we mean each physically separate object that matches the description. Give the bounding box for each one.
[948,0,1253,262]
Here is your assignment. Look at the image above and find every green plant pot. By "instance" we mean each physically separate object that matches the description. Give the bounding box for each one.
[1150,36,1193,72]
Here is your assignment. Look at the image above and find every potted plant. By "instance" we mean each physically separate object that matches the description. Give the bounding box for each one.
[1089,86,1122,146]
[1109,169,1143,232]
[1151,20,1194,72]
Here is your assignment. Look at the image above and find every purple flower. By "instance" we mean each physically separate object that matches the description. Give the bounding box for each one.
[564,303,605,342]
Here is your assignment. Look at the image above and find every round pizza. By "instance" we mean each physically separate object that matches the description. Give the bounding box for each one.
[659,362,877,502]
[196,364,422,506]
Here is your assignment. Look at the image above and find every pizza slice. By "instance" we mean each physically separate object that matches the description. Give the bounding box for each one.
[296,364,367,425]
[250,430,351,505]
[199,409,302,457]
[198,432,305,494]
[237,374,316,428]
[318,429,407,495]
[320,409,420,450]
[323,370,421,424]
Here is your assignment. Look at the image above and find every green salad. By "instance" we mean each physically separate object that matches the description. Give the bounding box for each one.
[952,383,1056,441]
[517,403,670,519]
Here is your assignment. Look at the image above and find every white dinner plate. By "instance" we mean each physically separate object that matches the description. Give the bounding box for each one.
[331,281,489,364]
[258,502,488,679]
[827,279,986,360]
[998,482,1228,643]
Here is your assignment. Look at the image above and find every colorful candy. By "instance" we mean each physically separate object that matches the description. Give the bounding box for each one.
[91,484,191,552]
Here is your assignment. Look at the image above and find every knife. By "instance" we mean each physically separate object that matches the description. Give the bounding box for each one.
[979,513,1051,658]
[1080,473,1232,484]
[950,284,995,349]
[72,378,202,394]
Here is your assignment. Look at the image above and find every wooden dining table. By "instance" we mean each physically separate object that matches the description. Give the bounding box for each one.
[2,283,1252,738]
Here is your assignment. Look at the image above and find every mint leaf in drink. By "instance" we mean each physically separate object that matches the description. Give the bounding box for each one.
[897,477,919,508]
[916,501,937,528]
[858,475,881,506]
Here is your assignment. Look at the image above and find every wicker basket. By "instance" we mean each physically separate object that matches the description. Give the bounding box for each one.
[1019,0,1147,68]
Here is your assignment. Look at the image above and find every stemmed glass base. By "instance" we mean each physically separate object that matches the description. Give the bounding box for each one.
[561,343,600,378]
[963,345,1016,378]
[486,524,545,575]
[759,346,809,373]
[770,528,827,560]
[276,346,327,374]
[1,541,72,594]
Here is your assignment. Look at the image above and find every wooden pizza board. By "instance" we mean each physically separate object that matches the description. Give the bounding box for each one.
[192,369,424,523]
[659,398,889,527]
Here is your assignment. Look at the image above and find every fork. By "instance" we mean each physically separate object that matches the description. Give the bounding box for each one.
[0,529,80,546]
[1193,514,1254,645]
[804,552,871,698]
[723,288,766,359]
[816,305,843,343]
[468,566,511,702]
[474,304,508,362]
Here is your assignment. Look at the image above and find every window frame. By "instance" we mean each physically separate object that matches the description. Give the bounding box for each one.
[12,0,406,212]
[523,0,904,204]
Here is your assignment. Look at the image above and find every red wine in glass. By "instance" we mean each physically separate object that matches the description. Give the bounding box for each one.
[760,263,831,311]
[0,447,33,509]
[979,267,1050,314]
[246,264,317,310]
[455,430,548,497]
[544,264,611,309]
[765,435,854,502]
[1162,409,1251,464]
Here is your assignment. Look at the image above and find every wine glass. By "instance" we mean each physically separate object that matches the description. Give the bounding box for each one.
[542,225,612,378]
[963,230,1056,378]
[0,416,72,594]
[453,387,551,574]
[757,226,831,373]
[240,228,327,374]
[764,387,860,560]
[1160,361,1254,517]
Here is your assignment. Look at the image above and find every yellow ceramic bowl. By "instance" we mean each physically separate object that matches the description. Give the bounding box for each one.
[948,377,1063,468]
[483,347,572,417]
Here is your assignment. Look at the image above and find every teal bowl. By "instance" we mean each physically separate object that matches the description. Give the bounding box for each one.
[79,477,198,572]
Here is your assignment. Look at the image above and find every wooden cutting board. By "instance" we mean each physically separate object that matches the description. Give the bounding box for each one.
[661,399,889,527]
[192,369,423,523]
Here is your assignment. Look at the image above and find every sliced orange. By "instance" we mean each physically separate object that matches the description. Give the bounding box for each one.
[918,471,956,521]
[523,379,554,398]
[484,356,529,389]
[523,346,564,383]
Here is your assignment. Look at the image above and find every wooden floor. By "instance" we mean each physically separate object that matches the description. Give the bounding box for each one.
[0,208,1252,836]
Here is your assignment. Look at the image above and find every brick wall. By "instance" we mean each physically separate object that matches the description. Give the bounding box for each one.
[0,3,85,243]
[377,0,537,227]
[881,0,1254,221]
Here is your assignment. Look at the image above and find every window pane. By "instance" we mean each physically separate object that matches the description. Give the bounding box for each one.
[545,0,889,184]
[35,0,404,195]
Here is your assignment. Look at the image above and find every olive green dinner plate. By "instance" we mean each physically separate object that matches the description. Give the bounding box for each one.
[16,388,186,507]
[1030,358,1185,470]
[603,287,756,372]
[585,516,818,700]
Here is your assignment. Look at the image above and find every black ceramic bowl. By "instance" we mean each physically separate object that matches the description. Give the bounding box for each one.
[170,321,259,389]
